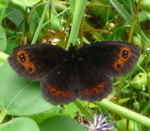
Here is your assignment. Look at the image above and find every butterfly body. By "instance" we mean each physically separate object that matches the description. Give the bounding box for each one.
[8,41,140,104]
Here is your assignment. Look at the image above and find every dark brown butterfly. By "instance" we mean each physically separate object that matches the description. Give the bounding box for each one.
[8,41,140,104]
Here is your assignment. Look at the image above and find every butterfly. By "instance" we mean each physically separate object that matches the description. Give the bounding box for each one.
[8,41,140,104]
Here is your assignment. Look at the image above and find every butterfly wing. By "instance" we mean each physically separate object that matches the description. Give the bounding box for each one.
[77,62,112,101]
[8,44,66,80]
[76,41,140,101]
[41,62,77,104]
[9,44,77,104]
[77,41,140,77]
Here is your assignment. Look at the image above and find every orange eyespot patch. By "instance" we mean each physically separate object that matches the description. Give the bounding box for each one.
[16,50,36,73]
[82,82,106,96]
[113,47,132,70]
[48,85,72,98]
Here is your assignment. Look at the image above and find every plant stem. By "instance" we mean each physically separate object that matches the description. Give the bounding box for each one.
[74,100,93,121]
[112,77,123,120]
[128,0,141,42]
[95,99,150,128]
[31,0,51,44]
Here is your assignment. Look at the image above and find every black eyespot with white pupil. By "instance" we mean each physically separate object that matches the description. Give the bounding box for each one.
[18,53,26,62]
[122,50,129,58]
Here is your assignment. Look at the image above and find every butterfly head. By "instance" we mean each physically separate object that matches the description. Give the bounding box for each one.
[68,44,76,51]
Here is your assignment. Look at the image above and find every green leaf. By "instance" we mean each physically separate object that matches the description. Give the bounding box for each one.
[51,8,63,30]
[108,25,129,40]
[40,116,87,131]
[0,52,8,63]
[30,106,61,123]
[0,0,9,9]
[63,103,79,118]
[0,117,40,131]
[110,0,132,24]
[28,4,43,38]
[68,0,76,14]
[0,25,7,51]
[5,40,19,54]
[6,6,24,27]
[11,0,40,7]
[138,11,150,22]
[0,63,59,116]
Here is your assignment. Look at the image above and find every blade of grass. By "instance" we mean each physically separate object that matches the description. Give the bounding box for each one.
[31,0,51,44]
[68,0,76,14]
[67,0,87,47]
[0,110,7,124]
[110,0,132,24]
[110,0,150,45]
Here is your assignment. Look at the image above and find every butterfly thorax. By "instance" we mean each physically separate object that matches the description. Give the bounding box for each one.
[66,49,77,62]
[63,46,78,63]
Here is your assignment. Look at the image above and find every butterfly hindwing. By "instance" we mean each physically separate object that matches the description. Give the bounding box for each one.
[77,41,140,77]
[8,44,66,80]
[41,62,77,104]
[77,62,112,101]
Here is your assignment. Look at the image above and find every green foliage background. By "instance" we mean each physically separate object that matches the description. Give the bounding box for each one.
[0,0,150,131]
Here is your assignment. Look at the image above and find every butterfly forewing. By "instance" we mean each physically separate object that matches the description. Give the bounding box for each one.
[77,41,140,77]
[8,44,66,80]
